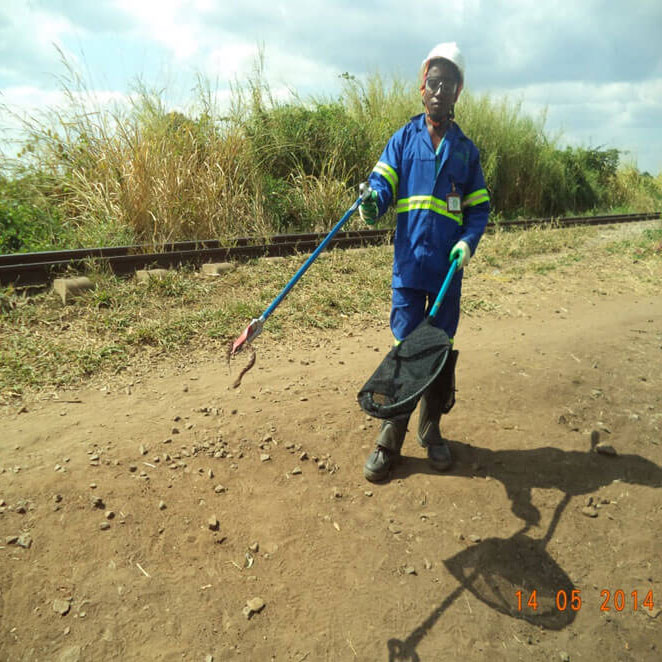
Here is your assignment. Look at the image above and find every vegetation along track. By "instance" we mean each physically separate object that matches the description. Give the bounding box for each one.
[1,212,659,288]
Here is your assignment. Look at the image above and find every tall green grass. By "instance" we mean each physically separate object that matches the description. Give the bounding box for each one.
[2,55,661,252]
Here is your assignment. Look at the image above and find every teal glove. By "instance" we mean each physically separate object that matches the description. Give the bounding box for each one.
[449,240,471,269]
[358,184,378,225]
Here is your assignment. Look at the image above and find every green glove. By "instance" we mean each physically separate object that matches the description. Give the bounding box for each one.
[449,240,471,269]
[359,185,378,225]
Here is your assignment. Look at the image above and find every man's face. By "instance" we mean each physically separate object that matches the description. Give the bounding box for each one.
[423,60,460,123]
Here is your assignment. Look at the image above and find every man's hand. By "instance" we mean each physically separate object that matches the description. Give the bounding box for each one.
[359,184,378,225]
[449,240,471,269]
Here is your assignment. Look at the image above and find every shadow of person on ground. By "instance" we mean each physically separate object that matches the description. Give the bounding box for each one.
[384,444,662,660]
[394,439,662,524]
[386,495,577,661]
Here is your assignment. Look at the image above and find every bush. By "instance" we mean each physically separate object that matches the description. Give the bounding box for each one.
[0,173,71,253]
[609,166,662,211]
[245,101,369,182]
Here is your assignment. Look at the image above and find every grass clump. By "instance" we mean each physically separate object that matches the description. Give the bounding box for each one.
[474,224,594,270]
[6,66,270,248]
[604,222,662,260]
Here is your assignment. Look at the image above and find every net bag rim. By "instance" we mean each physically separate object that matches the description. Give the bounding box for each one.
[357,321,451,419]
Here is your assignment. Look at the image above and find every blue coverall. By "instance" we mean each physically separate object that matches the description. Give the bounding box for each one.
[368,113,490,341]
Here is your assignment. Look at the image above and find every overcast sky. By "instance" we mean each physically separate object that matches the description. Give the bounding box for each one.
[2,0,661,174]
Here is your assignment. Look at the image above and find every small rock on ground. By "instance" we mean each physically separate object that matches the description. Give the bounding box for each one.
[53,599,71,616]
[243,596,266,619]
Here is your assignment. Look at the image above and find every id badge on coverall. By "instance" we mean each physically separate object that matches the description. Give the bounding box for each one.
[447,193,461,213]
[447,182,461,213]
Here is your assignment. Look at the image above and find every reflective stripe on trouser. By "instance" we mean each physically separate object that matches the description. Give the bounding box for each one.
[390,287,460,342]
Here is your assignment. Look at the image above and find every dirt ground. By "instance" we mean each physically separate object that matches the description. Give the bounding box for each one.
[1,251,661,661]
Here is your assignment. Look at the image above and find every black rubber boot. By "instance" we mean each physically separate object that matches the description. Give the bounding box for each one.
[417,350,458,471]
[363,416,409,482]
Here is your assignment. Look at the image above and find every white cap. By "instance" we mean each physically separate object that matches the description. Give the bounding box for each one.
[421,42,465,92]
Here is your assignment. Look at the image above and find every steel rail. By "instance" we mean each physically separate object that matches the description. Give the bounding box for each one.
[1,211,659,287]
[0,228,389,267]
[0,232,390,287]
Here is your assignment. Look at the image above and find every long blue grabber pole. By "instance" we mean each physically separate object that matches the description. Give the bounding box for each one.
[230,186,373,355]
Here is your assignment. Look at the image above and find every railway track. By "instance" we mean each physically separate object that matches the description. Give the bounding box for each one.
[1,211,659,287]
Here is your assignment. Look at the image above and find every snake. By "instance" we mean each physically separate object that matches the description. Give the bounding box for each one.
[226,340,256,389]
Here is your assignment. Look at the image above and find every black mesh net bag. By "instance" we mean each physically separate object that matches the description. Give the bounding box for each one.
[357,319,452,419]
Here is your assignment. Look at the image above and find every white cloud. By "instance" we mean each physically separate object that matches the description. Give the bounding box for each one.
[485,78,662,172]
[114,0,215,61]
[494,79,662,130]
[0,2,79,85]
[206,42,260,81]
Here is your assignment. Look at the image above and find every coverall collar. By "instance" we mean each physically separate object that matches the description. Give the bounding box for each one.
[412,113,462,152]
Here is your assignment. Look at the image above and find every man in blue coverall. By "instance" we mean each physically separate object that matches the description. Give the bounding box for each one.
[360,42,490,482]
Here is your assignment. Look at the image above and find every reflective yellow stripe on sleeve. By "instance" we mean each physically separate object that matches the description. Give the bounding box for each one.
[396,195,463,225]
[372,161,399,199]
[462,188,489,208]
